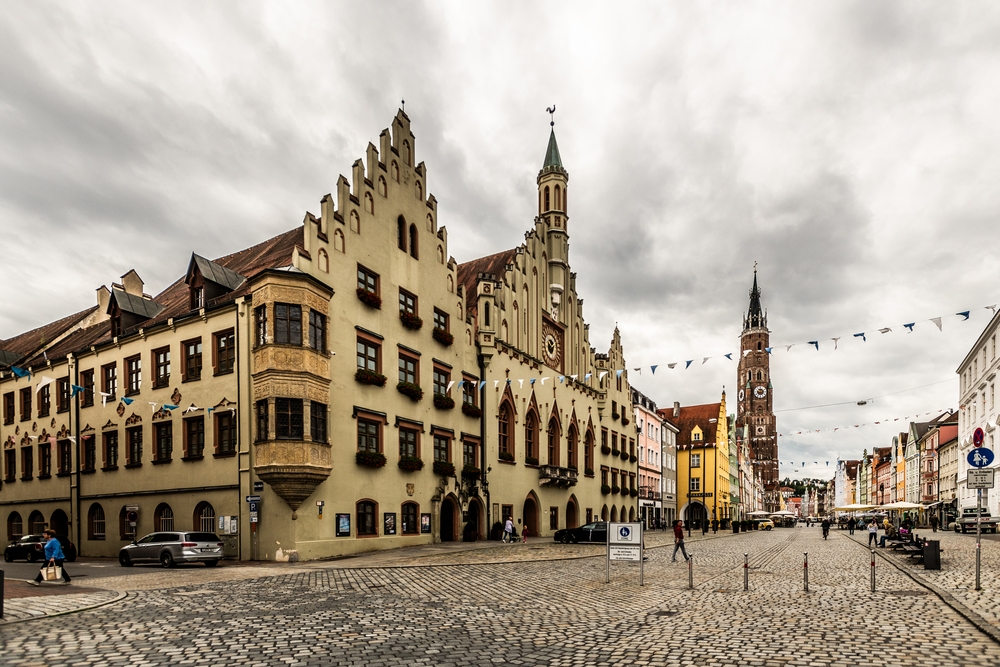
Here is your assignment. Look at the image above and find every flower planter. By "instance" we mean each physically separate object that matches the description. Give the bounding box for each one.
[498,451,514,462]
[356,450,387,469]
[620,451,629,461]
[432,461,455,477]
[629,455,637,463]
[611,486,620,495]
[629,489,638,497]
[399,311,423,330]
[611,449,620,457]
[584,467,594,476]
[462,403,482,418]
[601,484,611,495]
[397,381,423,401]
[524,456,539,466]
[433,395,455,410]
[356,288,382,309]
[462,465,481,479]
[601,445,612,455]
[355,369,387,387]
[398,456,424,472]
[432,328,454,346]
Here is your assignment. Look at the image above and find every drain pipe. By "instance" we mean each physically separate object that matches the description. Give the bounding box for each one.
[478,353,490,539]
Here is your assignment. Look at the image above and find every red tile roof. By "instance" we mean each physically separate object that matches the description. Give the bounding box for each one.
[0,307,97,364]
[657,402,721,450]
[456,248,518,321]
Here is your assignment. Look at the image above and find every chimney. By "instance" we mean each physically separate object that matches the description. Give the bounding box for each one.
[673,401,680,418]
[120,269,144,297]
[96,285,111,313]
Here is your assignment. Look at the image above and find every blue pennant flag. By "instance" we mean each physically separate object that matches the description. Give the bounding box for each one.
[207,407,215,415]
[122,397,134,405]
[584,373,592,381]
[724,353,732,361]
[808,341,819,351]
[615,369,624,378]
[854,332,866,342]
[505,379,511,386]
[957,311,970,320]
[558,376,565,383]
[456,380,464,389]
[70,385,84,397]
[478,381,486,390]
[164,404,178,410]
[529,378,536,385]
[650,365,658,374]
[903,323,915,332]
[765,347,773,354]
[10,366,30,378]
[685,360,693,369]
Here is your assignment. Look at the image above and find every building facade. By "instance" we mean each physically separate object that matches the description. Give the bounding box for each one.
[957,311,999,518]
[633,388,663,528]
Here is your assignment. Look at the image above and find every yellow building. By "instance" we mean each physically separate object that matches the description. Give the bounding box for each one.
[665,392,732,528]
[1,110,633,560]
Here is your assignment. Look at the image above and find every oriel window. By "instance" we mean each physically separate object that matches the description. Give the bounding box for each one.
[274,303,302,345]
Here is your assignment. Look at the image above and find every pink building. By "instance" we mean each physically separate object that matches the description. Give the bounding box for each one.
[632,388,664,528]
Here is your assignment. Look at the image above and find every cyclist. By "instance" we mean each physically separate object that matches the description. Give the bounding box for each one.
[821,518,831,540]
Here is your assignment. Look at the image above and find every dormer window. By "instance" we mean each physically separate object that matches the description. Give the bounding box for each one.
[192,286,204,309]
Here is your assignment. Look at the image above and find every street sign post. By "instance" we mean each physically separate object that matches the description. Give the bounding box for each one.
[967,448,994,468]
[253,481,264,492]
[245,495,261,503]
[968,469,995,489]
[606,522,644,586]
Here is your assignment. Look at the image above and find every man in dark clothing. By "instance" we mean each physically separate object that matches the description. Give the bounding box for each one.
[847,517,857,535]
[821,518,831,540]
[672,520,689,562]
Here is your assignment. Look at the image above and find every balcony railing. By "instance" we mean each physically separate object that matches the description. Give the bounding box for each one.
[538,465,578,488]
[638,486,662,500]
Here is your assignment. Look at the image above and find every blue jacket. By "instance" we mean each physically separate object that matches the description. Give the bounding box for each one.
[44,537,65,561]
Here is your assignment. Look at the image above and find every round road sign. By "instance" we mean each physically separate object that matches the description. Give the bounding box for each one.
[126,510,138,522]
[968,447,995,469]
[974,427,985,447]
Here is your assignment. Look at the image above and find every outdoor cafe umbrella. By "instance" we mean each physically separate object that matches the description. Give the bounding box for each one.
[833,504,875,512]
[747,510,771,516]
[877,501,923,510]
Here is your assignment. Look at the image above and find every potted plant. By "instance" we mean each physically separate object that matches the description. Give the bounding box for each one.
[432,328,454,346]
[629,454,637,463]
[356,450,387,469]
[584,467,594,476]
[601,484,611,495]
[398,455,424,472]
[601,445,612,455]
[498,451,514,462]
[629,488,638,497]
[611,485,620,495]
[620,450,629,461]
[462,403,482,418]
[399,311,423,330]
[433,394,455,410]
[462,465,481,479]
[611,448,620,457]
[397,381,423,401]
[432,460,455,476]
[356,288,382,309]
[355,368,387,387]
[525,456,539,466]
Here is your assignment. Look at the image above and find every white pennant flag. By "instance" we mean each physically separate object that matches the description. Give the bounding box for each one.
[36,375,56,394]
[493,380,500,388]
[149,401,158,412]
[930,317,942,331]
[598,371,607,380]
[702,357,710,364]
[785,345,794,352]
[518,379,524,388]
[570,374,578,381]
[879,327,891,334]
[831,337,840,350]
[185,406,200,413]
[541,377,549,385]
[743,350,752,357]
[446,380,455,392]
[100,391,111,407]
[68,436,76,444]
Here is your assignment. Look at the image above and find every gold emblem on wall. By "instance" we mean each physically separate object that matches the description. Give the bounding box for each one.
[406,483,415,496]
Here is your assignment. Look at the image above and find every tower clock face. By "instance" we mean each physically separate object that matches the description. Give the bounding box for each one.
[754,386,767,399]
[544,334,559,360]
[738,389,745,402]
[756,426,765,435]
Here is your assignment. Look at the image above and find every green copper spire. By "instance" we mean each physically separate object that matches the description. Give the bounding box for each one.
[543,128,563,169]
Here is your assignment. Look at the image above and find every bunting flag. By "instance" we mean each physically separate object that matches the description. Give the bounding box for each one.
[616,369,624,378]
[832,337,840,350]
[786,345,794,352]
[685,360,693,369]
[122,397,134,405]
[702,357,709,365]
[879,327,891,334]
[70,385,84,397]
[723,354,732,361]
[633,367,641,375]
[479,381,486,390]
[149,402,158,412]
[541,377,549,385]
[207,407,215,415]
[494,381,500,388]
[651,365,658,374]
[100,391,111,407]
[808,341,819,351]
[581,373,589,381]
[36,375,56,393]
[743,350,751,358]
[456,380,464,389]
[185,406,200,413]
[903,323,915,333]
[668,363,677,369]
[518,379,524,388]
[599,371,608,380]
[558,376,565,383]
[931,317,942,331]
[11,366,30,378]
[765,347,773,354]
[957,311,970,320]
[854,333,866,342]
[571,374,579,381]
[164,404,178,411]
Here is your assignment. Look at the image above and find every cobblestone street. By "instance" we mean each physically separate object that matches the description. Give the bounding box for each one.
[3,528,999,666]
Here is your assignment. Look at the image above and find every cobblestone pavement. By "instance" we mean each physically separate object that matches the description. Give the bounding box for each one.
[844,526,1000,633]
[1,589,123,623]
[3,528,1000,666]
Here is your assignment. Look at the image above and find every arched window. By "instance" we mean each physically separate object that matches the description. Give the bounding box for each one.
[584,430,594,472]
[402,140,411,165]
[154,503,174,531]
[119,506,136,540]
[426,213,434,232]
[415,181,423,201]
[333,230,345,254]
[567,424,578,469]
[484,302,491,327]
[554,185,561,210]
[601,505,608,521]
[547,417,560,466]
[437,245,445,264]
[447,275,454,293]
[7,511,23,541]
[397,217,407,251]
[498,403,512,456]
[610,506,618,522]
[544,186,550,211]
[350,210,360,233]
[357,500,377,536]
[391,161,399,182]
[88,503,106,540]
[525,412,538,461]
[364,192,374,214]
[757,342,762,351]
[402,502,419,535]
[194,501,215,532]
[409,224,418,259]
[29,510,45,535]
[378,176,387,197]
[318,248,330,272]
[757,371,763,381]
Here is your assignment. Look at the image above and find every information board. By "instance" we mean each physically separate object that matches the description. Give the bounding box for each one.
[969,469,996,489]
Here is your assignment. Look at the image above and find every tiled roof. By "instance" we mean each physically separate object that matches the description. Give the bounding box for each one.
[658,402,721,450]
[456,248,518,320]
[189,254,247,291]
[110,288,165,320]
[0,306,98,365]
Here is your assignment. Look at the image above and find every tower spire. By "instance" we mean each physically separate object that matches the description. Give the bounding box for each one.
[744,266,766,330]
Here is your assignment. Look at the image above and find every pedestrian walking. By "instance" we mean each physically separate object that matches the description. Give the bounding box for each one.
[821,518,831,540]
[521,524,529,544]
[847,517,856,535]
[672,520,689,562]
[867,519,879,547]
[30,529,71,586]
[503,517,515,543]
[930,515,939,532]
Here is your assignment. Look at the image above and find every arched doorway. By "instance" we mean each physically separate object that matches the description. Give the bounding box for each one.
[440,497,458,542]
[566,497,579,529]
[601,505,608,521]
[523,494,538,537]
[685,502,707,530]
[629,507,636,522]
[50,509,69,537]
[610,506,618,522]
[463,499,482,542]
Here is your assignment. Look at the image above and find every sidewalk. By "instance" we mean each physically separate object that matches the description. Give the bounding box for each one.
[1,578,124,624]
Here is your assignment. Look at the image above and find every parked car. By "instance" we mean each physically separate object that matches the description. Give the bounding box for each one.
[4,534,78,562]
[755,519,774,531]
[118,531,225,568]
[553,521,608,544]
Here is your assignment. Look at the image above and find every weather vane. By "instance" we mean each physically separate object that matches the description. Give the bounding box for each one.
[401,99,405,113]
[546,105,556,127]
[754,260,758,274]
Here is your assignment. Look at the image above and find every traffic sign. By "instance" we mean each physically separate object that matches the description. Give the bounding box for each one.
[249,502,259,513]
[253,481,264,492]
[607,522,642,561]
[974,428,985,446]
[126,510,138,523]
[125,504,139,512]
[249,512,258,524]
[969,469,996,489]
[245,495,261,502]
[968,448,995,468]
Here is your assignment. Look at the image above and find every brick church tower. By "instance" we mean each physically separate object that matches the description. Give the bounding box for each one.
[735,270,779,511]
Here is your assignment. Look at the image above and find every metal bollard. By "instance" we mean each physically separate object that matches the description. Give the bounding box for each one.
[744,553,749,591]
[870,549,875,593]
[688,555,694,589]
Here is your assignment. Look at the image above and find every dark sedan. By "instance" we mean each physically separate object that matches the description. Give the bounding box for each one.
[4,535,78,562]
[553,521,608,544]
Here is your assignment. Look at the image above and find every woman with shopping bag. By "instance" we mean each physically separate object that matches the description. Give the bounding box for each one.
[29,529,71,586]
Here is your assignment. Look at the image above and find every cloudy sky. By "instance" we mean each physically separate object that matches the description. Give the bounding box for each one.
[2,2,998,479]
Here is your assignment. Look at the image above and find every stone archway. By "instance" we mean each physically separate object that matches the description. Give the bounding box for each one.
[566,497,579,529]
[50,509,69,537]
[628,507,636,522]
[440,497,459,542]
[610,506,618,522]
[523,494,539,537]
[684,502,708,530]
[463,498,483,542]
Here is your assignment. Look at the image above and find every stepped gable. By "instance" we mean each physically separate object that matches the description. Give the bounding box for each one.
[0,306,98,363]
[456,248,518,320]
[659,402,722,450]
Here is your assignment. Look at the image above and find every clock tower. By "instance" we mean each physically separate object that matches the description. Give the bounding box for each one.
[735,270,779,511]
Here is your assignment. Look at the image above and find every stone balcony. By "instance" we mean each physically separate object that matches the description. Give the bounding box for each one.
[538,465,578,488]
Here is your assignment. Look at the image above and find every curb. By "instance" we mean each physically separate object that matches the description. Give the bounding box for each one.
[0,590,128,627]
[846,533,1000,646]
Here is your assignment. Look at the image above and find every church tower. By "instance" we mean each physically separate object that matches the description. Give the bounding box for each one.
[735,269,779,511]
[537,113,569,325]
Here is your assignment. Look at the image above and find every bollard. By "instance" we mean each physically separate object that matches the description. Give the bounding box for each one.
[870,549,876,593]
[803,552,808,592]
[744,553,749,591]
[1,568,4,618]
[688,555,694,590]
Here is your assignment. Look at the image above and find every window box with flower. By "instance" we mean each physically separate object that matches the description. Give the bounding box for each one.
[398,455,424,472]
[462,403,482,418]
[601,445,612,455]
[356,288,382,309]
[355,369,387,387]
[629,454,637,463]
[629,488,639,497]
[601,484,611,495]
[584,467,594,477]
[498,451,514,462]
[397,381,423,401]
[399,311,423,330]
[524,456,539,466]
[432,460,455,477]
[433,395,455,410]
[356,451,387,469]
[461,465,481,479]
[611,485,620,494]
[620,450,629,461]
[432,328,453,346]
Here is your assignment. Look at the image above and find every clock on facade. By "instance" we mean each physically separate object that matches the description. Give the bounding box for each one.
[754,386,767,399]
[738,389,745,402]
[756,425,765,434]
[544,333,559,360]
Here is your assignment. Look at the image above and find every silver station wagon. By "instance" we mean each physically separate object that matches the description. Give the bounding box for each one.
[118,531,224,568]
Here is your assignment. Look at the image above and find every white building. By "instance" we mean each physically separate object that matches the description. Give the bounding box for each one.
[957,311,1000,517]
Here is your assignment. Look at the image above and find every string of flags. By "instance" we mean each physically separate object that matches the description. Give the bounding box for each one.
[777,408,955,438]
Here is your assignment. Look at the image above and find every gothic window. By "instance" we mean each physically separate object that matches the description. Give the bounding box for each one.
[397,217,407,251]
[525,412,538,461]
[547,417,560,466]
[402,140,411,166]
[544,186,550,211]
[350,210,360,233]
[415,181,423,201]
[757,342,762,351]
[391,161,399,182]
[554,184,561,210]
[378,176,387,197]
[364,192,374,214]
[757,371,763,381]
[426,213,434,232]
[409,224,418,259]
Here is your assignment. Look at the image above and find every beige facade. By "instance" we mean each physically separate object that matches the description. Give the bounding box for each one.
[1,110,633,560]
